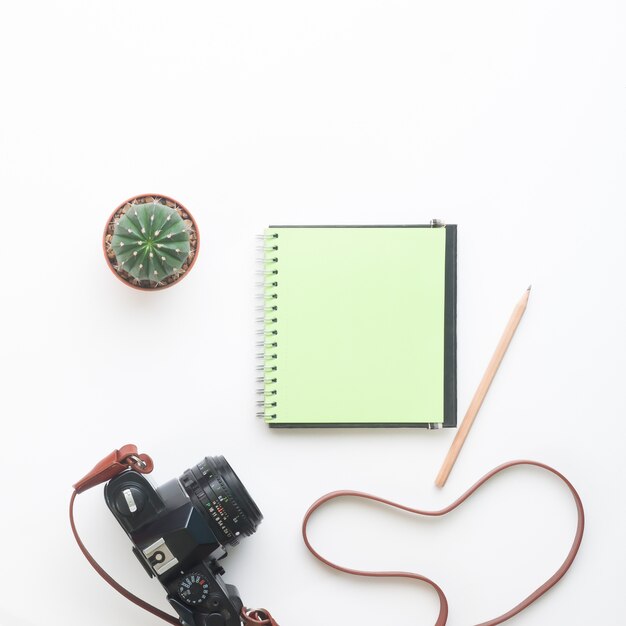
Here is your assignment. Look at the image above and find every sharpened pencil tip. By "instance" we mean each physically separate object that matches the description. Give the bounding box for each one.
[527,284,532,292]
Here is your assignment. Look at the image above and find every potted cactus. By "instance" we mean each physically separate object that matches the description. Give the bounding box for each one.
[103,194,199,290]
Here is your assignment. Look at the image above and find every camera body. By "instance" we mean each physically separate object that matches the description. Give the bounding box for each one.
[104,456,262,626]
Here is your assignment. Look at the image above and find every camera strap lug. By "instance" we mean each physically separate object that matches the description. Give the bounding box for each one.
[73,444,154,493]
[241,608,280,626]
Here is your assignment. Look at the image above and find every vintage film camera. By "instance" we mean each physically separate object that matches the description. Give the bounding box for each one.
[104,456,263,626]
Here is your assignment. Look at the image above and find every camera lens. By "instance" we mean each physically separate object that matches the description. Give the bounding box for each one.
[180,456,263,547]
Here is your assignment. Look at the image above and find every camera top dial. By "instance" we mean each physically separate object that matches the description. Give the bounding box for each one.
[178,572,210,605]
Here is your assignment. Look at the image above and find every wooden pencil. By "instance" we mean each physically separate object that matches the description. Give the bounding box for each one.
[435,286,531,488]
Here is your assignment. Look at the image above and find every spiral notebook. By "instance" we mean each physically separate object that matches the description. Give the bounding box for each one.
[259,224,457,427]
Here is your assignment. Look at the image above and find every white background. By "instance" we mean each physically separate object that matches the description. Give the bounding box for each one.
[0,2,625,625]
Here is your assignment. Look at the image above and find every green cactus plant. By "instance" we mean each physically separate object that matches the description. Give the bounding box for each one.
[111,202,191,284]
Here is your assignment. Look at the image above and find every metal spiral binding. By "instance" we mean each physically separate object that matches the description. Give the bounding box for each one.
[256,231,279,420]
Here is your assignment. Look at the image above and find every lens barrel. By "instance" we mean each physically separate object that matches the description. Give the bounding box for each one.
[180,456,263,547]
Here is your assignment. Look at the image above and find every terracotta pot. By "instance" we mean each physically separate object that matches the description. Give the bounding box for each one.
[103,194,200,291]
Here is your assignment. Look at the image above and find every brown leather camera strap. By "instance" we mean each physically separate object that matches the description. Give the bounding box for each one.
[302,460,585,626]
[241,608,280,625]
[69,446,182,625]
[70,445,277,626]
[71,451,582,626]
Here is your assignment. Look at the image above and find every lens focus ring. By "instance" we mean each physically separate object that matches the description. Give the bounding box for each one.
[180,456,263,548]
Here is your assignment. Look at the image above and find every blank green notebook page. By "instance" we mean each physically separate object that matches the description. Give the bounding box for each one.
[262,225,457,427]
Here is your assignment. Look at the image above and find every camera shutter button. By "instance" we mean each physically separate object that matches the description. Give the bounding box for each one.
[115,487,145,516]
